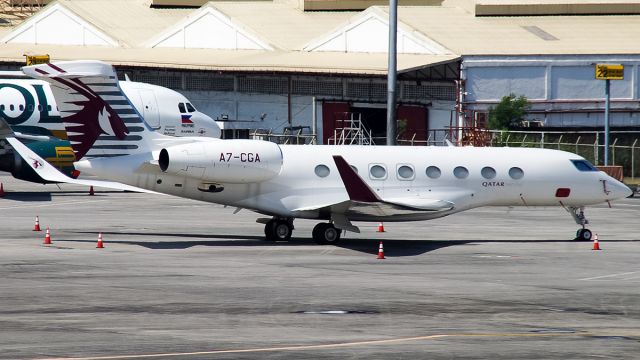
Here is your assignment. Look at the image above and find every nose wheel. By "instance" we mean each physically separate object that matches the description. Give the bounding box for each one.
[565,206,593,241]
[576,228,592,242]
[312,223,342,245]
[264,218,293,242]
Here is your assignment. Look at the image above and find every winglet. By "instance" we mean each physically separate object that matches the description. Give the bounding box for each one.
[332,155,380,203]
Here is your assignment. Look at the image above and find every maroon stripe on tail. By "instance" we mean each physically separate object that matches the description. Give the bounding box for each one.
[332,155,379,203]
[48,63,66,73]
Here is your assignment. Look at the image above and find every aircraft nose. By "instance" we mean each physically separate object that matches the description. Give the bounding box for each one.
[191,111,221,138]
[606,177,633,200]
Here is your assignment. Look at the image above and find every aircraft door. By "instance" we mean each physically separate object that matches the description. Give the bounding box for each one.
[138,89,160,128]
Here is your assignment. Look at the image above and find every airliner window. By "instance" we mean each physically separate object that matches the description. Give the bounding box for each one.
[453,166,469,179]
[178,103,186,113]
[350,165,358,174]
[397,165,414,180]
[19,104,24,111]
[426,166,441,179]
[186,103,196,113]
[0,105,4,111]
[509,167,524,180]
[314,164,330,178]
[571,160,598,172]
[370,165,387,179]
[481,167,496,179]
[9,104,14,111]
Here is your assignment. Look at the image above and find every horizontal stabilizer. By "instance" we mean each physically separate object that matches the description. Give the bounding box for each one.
[5,136,156,194]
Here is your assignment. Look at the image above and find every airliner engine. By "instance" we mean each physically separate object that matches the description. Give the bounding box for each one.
[158,140,283,183]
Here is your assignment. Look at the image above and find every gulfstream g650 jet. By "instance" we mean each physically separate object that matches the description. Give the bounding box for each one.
[6,60,631,243]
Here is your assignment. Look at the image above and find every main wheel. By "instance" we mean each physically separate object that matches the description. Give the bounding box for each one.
[265,220,292,242]
[575,228,592,241]
[264,220,276,241]
[312,223,342,245]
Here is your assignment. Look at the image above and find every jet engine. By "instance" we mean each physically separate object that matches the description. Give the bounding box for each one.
[158,140,283,183]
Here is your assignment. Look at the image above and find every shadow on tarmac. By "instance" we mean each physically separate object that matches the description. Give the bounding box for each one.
[1,191,53,201]
[1,190,125,201]
[62,235,466,256]
[67,230,639,256]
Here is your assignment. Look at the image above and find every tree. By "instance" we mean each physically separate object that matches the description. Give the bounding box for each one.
[488,94,530,130]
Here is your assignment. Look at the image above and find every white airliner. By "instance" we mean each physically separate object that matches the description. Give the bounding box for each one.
[0,72,219,141]
[0,69,220,183]
[5,60,632,244]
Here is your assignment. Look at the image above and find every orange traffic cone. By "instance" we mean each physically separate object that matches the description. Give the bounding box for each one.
[377,222,385,233]
[592,233,601,251]
[43,227,52,245]
[0,183,4,197]
[33,216,41,231]
[89,186,95,196]
[377,241,385,259]
[96,232,104,249]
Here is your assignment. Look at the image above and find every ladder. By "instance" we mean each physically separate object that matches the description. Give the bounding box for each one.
[329,113,374,145]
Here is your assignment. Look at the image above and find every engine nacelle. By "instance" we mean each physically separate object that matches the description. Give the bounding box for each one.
[158,140,283,183]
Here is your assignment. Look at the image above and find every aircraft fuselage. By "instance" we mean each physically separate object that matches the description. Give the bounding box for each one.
[76,144,629,222]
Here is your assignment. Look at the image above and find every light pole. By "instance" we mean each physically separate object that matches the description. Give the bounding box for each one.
[386,0,397,146]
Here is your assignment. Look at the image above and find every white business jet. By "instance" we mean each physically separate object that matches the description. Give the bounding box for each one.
[0,68,220,183]
[6,60,632,244]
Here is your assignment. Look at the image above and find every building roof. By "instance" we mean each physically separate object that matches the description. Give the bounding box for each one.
[0,42,459,75]
[1,0,640,74]
[398,4,640,55]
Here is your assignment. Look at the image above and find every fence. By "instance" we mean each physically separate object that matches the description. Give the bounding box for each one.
[398,129,640,180]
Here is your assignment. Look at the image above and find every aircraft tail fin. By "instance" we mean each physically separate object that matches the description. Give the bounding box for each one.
[22,60,160,161]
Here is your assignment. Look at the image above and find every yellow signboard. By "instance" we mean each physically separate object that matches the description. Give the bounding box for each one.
[24,54,50,66]
[595,64,624,80]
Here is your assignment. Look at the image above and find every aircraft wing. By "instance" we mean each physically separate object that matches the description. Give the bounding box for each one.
[331,155,455,212]
[290,156,456,232]
[5,136,157,194]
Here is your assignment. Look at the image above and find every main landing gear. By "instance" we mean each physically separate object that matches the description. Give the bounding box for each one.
[264,218,294,242]
[312,223,342,245]
[262,218,342,244]
[567,206,592,241]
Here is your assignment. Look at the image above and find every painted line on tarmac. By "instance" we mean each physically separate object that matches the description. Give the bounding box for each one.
[0,199,107,210]
[579,271,639,281]
[34,332,583,360]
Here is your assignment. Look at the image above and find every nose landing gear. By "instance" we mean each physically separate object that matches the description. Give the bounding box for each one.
[566,206,592,241]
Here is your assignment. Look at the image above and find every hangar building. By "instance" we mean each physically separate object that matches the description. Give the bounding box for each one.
[0,0,639,143]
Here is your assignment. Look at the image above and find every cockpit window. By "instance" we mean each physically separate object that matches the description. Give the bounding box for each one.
[571,160,598,172]
[186,103,196,113]
[178,103,186,113]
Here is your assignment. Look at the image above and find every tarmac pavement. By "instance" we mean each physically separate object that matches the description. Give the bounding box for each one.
[0,174,638,359]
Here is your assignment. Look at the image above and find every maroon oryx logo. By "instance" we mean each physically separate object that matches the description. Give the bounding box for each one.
[31,158,43,169]
[38,64,129,160]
